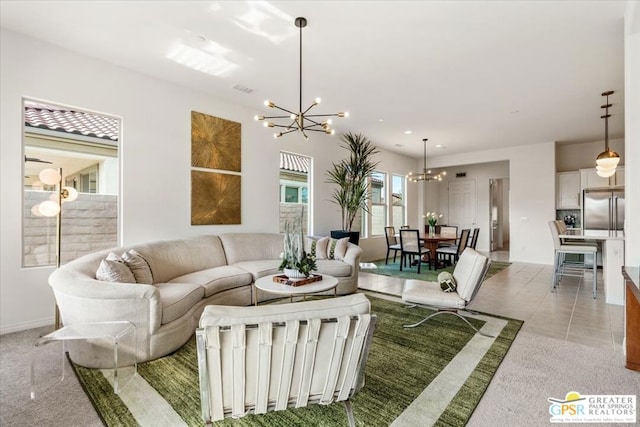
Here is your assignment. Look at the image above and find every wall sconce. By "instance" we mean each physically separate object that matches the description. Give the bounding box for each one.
[36,167,78,329]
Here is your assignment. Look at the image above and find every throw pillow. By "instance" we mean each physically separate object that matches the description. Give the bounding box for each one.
[96,259,136,283]
[438,271,457,293]
[106,251,125,263]
[122,249,154,284]
[326,237,349,260]
[305,236,328,260]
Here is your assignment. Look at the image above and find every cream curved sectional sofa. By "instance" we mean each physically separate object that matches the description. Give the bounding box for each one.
[49,233,362,368]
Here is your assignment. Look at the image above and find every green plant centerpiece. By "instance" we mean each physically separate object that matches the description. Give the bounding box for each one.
[425,212,443,227]
[279,209,317,278]
[424,211,443,236]
[325,132,379,244]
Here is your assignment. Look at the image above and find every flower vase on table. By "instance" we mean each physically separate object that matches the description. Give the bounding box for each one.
[425,211,443,237]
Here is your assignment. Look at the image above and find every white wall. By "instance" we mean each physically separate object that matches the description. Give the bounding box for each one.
[426,161,509,253]
[624,1,639,267]
[0,29,419,332]
[426,142,556,265]
[556,138,625,172]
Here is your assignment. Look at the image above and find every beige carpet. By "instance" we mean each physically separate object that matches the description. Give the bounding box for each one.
[468,330,640,426]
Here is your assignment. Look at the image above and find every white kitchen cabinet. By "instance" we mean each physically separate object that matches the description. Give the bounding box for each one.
[580,166,625,190]
[556,171,581,209]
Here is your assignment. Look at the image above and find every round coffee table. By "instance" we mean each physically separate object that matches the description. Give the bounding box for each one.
[254,274,339,305]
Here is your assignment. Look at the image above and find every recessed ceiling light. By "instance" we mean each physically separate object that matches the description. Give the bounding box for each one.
[510,110,520,114]
[378,119,384,122]
[404,130,412,134]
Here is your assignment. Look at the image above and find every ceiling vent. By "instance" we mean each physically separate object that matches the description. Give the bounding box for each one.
[456,172,466,178]
[233,84,253,94]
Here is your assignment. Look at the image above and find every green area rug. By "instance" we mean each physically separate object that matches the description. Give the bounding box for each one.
[362,259,511,282]
[72,295,522,426]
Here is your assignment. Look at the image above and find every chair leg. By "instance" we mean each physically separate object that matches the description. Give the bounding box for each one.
[551,252,556,290]
[399,253,404,271]
[592,257,597,299]
[385,248,390,264]
[417,253,421,274]
[403,309,495,338]
[344,400,355,427]
[393,249,398,263]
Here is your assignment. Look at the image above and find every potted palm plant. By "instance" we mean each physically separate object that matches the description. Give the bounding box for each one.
[325,132,379,245]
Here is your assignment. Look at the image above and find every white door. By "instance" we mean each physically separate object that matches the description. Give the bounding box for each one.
[448,179,476,230]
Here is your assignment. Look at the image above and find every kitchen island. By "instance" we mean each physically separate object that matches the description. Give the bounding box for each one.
[559,230,625,305]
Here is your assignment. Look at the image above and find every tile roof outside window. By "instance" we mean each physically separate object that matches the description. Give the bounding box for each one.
[24,101,119,142]
[280,152,309,173]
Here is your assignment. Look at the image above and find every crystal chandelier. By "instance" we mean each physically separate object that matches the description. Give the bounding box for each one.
[254,17,348,140]
[595,90,620,178]
[407,138,446,182]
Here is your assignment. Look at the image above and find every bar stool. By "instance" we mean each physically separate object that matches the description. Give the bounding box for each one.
[548,221,598,298]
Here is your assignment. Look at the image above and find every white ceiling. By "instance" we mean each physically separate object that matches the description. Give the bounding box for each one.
[0,0,627,158]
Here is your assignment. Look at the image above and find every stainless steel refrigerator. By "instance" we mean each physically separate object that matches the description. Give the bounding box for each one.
[583,188,625,233]
[582,187,624,267]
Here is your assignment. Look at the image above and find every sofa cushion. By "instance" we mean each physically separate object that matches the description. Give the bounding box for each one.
[169,266,253,297]
[326,237,349,260]
[123,249,154,284]
[219,233,284,265]
[96,259,136,283]
[155,282,204,324]
[231,260,281,280]
[133,235,228,283]
[314,260,352,277]
[305,236,329,260]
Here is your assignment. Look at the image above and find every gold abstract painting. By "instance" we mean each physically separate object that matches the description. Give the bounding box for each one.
[191,111,241,172]
[191,170,241,225]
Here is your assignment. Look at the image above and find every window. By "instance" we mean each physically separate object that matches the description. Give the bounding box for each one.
[22,99,120,267]
[391,174,406,230]
[369,171,387,236]
[279,151,311,235]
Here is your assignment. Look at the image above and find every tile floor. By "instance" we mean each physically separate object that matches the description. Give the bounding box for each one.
[358,250,625,354]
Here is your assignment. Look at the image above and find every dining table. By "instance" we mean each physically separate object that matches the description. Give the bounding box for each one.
[420,233,457,269]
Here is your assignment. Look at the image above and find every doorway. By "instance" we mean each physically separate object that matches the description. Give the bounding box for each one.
[489,178,510,259]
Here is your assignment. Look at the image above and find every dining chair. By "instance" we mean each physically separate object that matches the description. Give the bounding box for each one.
[384,226,402,264]
[399,229,431,273]
[469,228,479,249]
[437,226,458,248]
[436,229,470,265]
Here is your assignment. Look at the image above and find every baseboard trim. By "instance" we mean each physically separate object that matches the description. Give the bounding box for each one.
[0,317,53,335]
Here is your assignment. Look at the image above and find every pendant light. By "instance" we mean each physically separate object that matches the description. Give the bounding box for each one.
[595,90,619,178]
[254,17,348,140]
[407,138,446,182]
